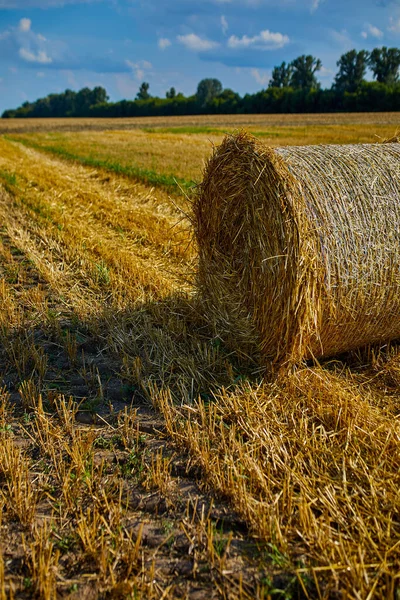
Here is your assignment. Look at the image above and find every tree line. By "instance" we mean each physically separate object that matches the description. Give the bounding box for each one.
[3,46,400,118]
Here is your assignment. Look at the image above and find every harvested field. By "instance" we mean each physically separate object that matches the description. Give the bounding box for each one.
[1,112,400,134]
[6,118,400,189]
[0,123,400,599]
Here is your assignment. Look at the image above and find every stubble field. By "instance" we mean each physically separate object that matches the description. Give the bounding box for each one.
[0,114,400,599]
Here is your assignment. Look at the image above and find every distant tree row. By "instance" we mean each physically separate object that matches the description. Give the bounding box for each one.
[2,87,109,119]
[269,47,400,92]
[3,47,400,118]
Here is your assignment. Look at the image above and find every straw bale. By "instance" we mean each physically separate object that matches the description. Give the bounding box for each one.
[195,131,400,366]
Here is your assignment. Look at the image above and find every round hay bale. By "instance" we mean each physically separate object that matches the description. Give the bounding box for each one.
[194,131,400,366]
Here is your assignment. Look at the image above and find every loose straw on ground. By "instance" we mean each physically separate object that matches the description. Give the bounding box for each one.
[195,131,400,367]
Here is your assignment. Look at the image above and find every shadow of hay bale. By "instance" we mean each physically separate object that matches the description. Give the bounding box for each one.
[195,131,400,368]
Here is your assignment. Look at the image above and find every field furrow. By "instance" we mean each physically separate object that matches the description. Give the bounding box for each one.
[0,137,270,598]
[0,139,193,310]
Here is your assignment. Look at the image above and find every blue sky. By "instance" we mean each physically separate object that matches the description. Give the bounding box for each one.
[0,0,400,113]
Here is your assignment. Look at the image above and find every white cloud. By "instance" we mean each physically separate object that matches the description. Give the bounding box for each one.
[388,15,400,33]
[61,69,77,86]
[19,47,52,64]
[0,18,59,68]
[251,68,270,86]
[158,37,171,50]
[319,65,333,77]
[36,71,45,77]
[310,0,320,12]
[228,29,289,50]
[19,18,31,32]
[126,59,152,70]
[125,59,152,81]
[361,23,383,39]
[330,28,352,48]
[177,33,219,51]
[221,15,228,35]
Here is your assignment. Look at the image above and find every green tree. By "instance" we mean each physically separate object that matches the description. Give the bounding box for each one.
[75,87,93,115]
[196,78,223,107]
[369,47,400,84]
[334,50,369,93]
[91,86,109,105]
[136,82,150,100]
[74,86,109,115]
[290,55,322,90]
[269,62,293,88]
[166,87,176,99]
[208,88,241,113]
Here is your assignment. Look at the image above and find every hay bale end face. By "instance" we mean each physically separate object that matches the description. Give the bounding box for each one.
[195,132,400,366]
